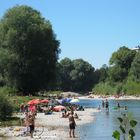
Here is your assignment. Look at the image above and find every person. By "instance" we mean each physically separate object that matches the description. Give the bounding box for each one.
[74,113,79,119]
[68,111,76,138]
[105,99,109,110]
[28,114,35,138]
[61,112,65,118]
[98,105,101,110]
[124,106,127,110]
[23,112,30,135]
[24,104,29,112]
[64,109,67,116]
[20,103,25,113]
[102,100,105,108]
[117,102,120,108]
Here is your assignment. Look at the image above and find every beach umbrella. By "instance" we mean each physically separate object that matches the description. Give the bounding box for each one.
[40,99,49,103]
[66,98,72,103]
[61,98,67,104]
[27,99,40,105]
[62,98,72,104]
[70,99,80,103]
[53,105,66,111]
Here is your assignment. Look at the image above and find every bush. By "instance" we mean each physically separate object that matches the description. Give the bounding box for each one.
[92,82,116,95]
[0,95,14,120]
[0,86,17,96]
[124,80,140,95]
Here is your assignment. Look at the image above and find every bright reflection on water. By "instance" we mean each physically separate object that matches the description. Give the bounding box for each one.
[77,99,140,140]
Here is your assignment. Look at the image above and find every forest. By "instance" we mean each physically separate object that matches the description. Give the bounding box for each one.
[0,5,140,96]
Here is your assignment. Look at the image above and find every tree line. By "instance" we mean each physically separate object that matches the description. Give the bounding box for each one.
[0,5,140,96]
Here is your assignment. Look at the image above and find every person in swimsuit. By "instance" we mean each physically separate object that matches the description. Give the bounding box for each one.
[68,111,76,138]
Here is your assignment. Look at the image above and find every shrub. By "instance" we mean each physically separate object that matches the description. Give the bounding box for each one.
[0,86,17,96]
[92,82,116,95]
[0,95,14,120]
[112,113,137,140]
[124,80,140,95]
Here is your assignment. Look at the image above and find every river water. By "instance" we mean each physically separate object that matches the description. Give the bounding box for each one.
[77,99,140,140]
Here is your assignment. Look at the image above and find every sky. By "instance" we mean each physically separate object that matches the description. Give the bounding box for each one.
[0,0,140,69]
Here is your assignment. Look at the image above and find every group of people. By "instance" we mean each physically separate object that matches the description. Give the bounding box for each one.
[102,99,109,110]
[61,109,79,119]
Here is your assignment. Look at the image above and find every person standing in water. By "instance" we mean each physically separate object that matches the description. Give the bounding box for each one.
[105,99,109,110]
[68,111,76,138]
[102,100,105,108]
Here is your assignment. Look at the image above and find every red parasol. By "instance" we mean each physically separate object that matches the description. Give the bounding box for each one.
[40,99,49,103]
[27,99,40,105]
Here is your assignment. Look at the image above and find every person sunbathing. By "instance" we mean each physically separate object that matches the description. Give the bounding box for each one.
[61,112,66,118]
[74,113,79,119]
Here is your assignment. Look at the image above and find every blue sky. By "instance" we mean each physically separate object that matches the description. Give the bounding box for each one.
[0,0,140,69]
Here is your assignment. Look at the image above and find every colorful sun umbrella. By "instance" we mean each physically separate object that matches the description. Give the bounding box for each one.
[62,98,72,104]
[70,99,80,103]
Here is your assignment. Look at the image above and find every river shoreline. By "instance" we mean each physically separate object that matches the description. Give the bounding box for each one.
[0,108,99,140]
[79,95,140,100]
[1,95,140,140]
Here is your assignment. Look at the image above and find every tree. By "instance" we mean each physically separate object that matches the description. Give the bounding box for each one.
[58,58,95,91]
[110,46,136,70]
[59,58,74,91]
[129,51,140,82]
[98,64,108,82]
[71,59,95,91]
[0,5,60,94]
[108,66,127,82]
[109,46,136,82]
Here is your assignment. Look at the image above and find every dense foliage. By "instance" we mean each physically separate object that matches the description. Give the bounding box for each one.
[0,5,140,95]
[93,46,140,95]
[0,5,60,95]
[57,58,95,92]
[0,95,13,120]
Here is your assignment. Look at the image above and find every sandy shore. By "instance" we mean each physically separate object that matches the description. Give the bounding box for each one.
[0,108,99,140]
[79,95,140,100]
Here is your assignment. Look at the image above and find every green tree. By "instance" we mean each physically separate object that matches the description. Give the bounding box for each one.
[98,64,108,82]
[70,59,95,91]
[110,46,136,70]
[0,5,60,94]
[59,58,74,91]
[108,66,127,82]
[109,46,136,82]
[129,51,140,82]
[58,58,95,91]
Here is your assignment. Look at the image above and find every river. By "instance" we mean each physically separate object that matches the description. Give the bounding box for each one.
[77,99,140,140]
